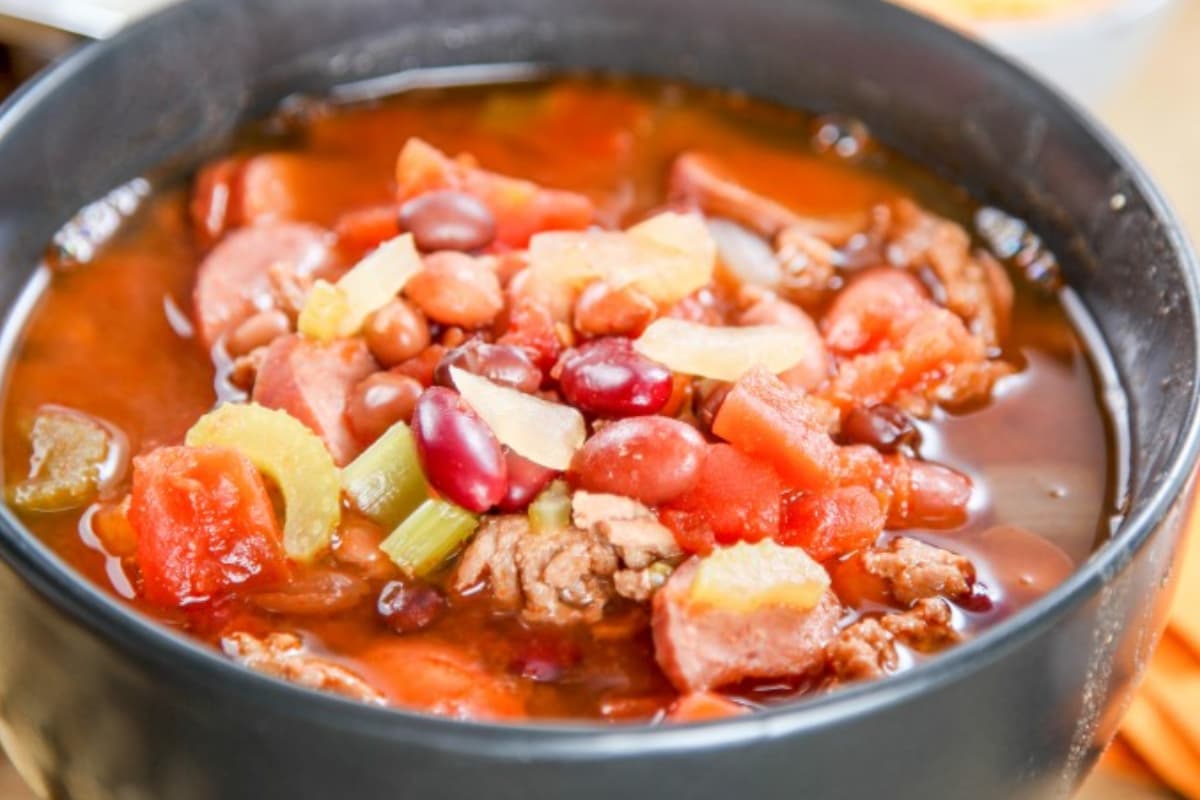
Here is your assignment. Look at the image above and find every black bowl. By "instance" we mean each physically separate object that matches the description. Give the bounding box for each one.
[0,1,1197,798]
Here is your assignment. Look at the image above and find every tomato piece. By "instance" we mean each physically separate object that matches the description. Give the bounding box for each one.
[666,692,749,723]
[822,267,929,354]
[334,204,402,261]
[663,443,782,551]
[778,486,885,562]
[129,446,289,607]
[395,138,594,248]
[711,367,840,491]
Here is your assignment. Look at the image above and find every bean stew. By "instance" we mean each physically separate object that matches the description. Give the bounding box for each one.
[1,76,1124,724]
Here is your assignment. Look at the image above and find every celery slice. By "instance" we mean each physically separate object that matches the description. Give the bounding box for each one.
[186,403,340,562]
[299,233,421,342]
[379,498,478,577]
[341,421,428,530]
[529,480,571,534]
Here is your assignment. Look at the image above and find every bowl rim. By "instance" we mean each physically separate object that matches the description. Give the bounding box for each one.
[0,0,1197,759]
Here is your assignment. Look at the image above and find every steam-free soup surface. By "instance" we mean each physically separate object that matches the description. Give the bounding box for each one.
[2,77,1118,722]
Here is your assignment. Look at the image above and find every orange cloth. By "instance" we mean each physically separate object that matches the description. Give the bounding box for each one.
[1115,498,1200,797]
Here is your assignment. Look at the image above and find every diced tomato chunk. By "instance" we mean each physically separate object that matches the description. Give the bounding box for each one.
[666,692,749,723]
[662,444,782,553]
[711,368,840,491]
[778,486,885,562]
[822,268,929,354]
[334,204,402,261]
[395,138,594,248]
[129,446,289,607]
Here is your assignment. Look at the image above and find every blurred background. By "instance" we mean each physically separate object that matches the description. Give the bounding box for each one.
[0,0,1194,797]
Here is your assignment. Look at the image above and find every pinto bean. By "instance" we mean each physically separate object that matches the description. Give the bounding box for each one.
[573,281,658,337]
[364,299,431,367]
[405,251,503,329]
[226,309,292,358]
[346,372,423,443]
[571,417,706,505]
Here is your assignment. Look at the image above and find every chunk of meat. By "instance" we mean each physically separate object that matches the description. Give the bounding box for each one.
[453,515,618,625]
[251,334,378,465]
[880,198,1013,347]
[668,152,856,242]
[828,598,961,681]
[222,632,385,705]
[395,138,595,248]
[652,558,842,692]
[358,638,527,720]
[571,491,683,601]
[193,222,336,349]
[844,536,975,607]
[774,225,839,309]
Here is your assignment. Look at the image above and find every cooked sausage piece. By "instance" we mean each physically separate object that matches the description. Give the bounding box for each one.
[251,334,377,465]
[193,222,335,349]
[652,558,843,692]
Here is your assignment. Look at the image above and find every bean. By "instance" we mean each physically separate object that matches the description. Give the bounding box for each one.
[226,309,291,358]
[413,386,507,512]
[570,416,705,505]
[364,299,430,367]
[333,516,397,580]
[398,190,496,253]
[405,251,503,329]
[434,340,542,393]
[251,569,370,615]
[377,579,446,634]
[842,403,919,453]
[391,344,447,388]
[573,281,657,337]
[346,372,423,443]
[558,337,673,417]
[904,461,972,528]
[496,448,558,512]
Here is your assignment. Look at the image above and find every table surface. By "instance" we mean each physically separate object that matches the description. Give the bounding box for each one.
[0,1,1198,797]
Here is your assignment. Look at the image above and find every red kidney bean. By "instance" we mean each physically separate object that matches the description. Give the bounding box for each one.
[346,372,423,443]
[508,632,582,682]
[842,403,919,453]
[413,386,507,512]
[398,190,496,253]
[570,416,705,505]
[557,338,673,418]
[496,449,558,512]
[377,579,446,634]
[434,340,542,393]
[364,299,430,367]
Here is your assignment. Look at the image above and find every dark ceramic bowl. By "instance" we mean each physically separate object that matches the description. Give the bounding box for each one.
[0,1,1196,798]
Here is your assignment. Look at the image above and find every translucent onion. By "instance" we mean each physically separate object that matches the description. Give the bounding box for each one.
[690,540,830,613]
[527,211,715,306]
[634,318,817,381]
[450,367,585,471]
[299,233,421,342]
[186,402,340,561]
[706,217,781,288]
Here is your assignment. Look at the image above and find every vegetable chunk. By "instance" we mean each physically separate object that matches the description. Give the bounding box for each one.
[129,446,289,606]
[10,406,113,512]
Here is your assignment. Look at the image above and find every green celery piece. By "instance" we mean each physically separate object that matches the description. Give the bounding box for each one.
[379,498,478,577]
[528,479,571,534]
[342,421,429,530]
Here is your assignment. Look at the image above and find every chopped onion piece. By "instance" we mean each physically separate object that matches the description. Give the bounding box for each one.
[449,367,585,471]
[299,233,421,342]
[529,480,571,534]
[186,403,340,561]
[690,540,830,613]
[706,217,781,288]
[527,212,715,306]
[634,318,815,381]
